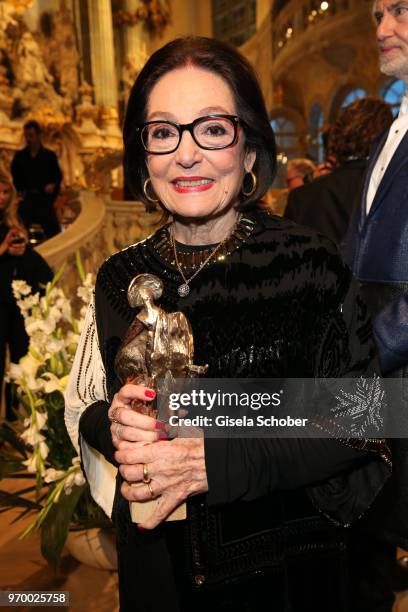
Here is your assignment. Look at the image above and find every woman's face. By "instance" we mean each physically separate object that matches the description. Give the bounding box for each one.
[145,66,255,220]
[0,182,12,209]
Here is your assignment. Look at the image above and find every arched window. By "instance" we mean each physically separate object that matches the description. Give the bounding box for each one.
[381,79,405,116]
[271,116,298,152]
[270,116,299,188]
[341,88,366,107]
[308,103,324,163]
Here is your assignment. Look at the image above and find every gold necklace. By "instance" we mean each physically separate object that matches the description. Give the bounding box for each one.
[170,214,242,297]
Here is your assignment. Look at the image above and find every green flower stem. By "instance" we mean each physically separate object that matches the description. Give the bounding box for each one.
[24,386,37,416]
[20,466,81,539]
[75,251,85,283]
[20,480,65,538]
[22,387,47,487]
[47,264,66,295]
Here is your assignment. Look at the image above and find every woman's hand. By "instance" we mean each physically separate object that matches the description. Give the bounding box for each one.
[108,383,165,448]
[0,228,27,256]
[115,437,209,529]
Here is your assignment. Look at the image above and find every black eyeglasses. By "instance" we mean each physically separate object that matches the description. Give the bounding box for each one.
[137,114,240,154]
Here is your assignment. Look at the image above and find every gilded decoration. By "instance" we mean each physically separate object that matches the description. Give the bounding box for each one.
[113,0,171,37]
[5,0,33,13]
[120,47,148,103]
[37,1,80,107]
[0,0,123,191]
[75,81,99,130]
[81,148,123,193]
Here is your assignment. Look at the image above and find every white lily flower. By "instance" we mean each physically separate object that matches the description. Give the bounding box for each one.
[84,273,93,287]
[21,426,45,446]
[9,355,44,392]
[64,472,75,490]
[8,362,23,382]
[20,354,42,379]
[39,295,49,313]
[39,440,49,460]
[22,455,37,473]
[77,275,94,305]
[65,330,79,345]
[29,330,48,354]
[26,316,57,337]
[8,358,43,392]
[77,286,90,301]
[41,372,66,394]
[36,410,48,430]
[44,467,65,483]
[18,293,40,313]
[45,337,65,356]
[74,471,86,486]
[60,300,72,321]
[49,306,64,324]
[12,280,32,299]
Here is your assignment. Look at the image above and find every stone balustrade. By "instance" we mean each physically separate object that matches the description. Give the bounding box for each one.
[36,190,163,296]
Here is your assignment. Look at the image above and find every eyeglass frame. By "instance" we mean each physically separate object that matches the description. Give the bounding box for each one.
[137,114,241,155]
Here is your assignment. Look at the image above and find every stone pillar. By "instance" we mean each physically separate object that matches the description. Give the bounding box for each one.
[257,0,271,29]
[87,0,120,134]
[122,0,148,71]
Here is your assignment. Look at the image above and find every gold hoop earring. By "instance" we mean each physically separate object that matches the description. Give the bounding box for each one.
[143,178,160,203]
[241,170,257,197]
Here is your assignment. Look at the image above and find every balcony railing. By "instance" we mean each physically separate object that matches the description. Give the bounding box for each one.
[272,0,369,58]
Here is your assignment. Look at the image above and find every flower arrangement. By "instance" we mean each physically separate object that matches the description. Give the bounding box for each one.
[0,256,111,567]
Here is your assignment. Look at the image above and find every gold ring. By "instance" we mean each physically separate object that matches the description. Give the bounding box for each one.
[146,481,155,498]
[142,463,151,484]
[115,423,122,440]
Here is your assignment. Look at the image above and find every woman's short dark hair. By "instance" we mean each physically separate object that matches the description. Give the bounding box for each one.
[327,97,393,165]
[123,36,276,210]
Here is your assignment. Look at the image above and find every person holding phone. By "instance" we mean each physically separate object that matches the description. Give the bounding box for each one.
[0,173,52,420]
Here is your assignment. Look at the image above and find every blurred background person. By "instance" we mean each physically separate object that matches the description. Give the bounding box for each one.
[285,157,315,191]
[11,120,62,240]
[284,97,393,245]
[0,173,52,421]
[313,126,336,179]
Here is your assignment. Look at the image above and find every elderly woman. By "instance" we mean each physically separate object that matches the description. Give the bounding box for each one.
[65,38,393,612]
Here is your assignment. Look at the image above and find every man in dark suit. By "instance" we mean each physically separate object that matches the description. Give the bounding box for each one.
[11,120,62,239]
[285,98,392,245]
[343,0,408,594]
[343,0,408,377]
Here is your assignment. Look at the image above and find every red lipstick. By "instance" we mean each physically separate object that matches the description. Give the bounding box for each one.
[171,176,214,194]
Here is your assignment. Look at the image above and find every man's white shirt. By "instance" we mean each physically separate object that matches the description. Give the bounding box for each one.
[366,94,408,214]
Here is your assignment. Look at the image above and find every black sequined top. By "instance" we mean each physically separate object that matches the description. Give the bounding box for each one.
[79,209,391,612]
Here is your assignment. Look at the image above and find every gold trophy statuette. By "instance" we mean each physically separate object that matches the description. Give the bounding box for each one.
[114,273,207,523]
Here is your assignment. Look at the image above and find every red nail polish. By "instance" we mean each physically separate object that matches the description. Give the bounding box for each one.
[155,420,166,430]
[145,389,156,399]
[158,432,168,440]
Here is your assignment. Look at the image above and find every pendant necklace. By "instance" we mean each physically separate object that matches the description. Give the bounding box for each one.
[170,214,242,297]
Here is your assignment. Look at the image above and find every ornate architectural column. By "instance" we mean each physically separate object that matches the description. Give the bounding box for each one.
[256,0,271,29]
[87,0,120,134]
[121,0,148,69]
